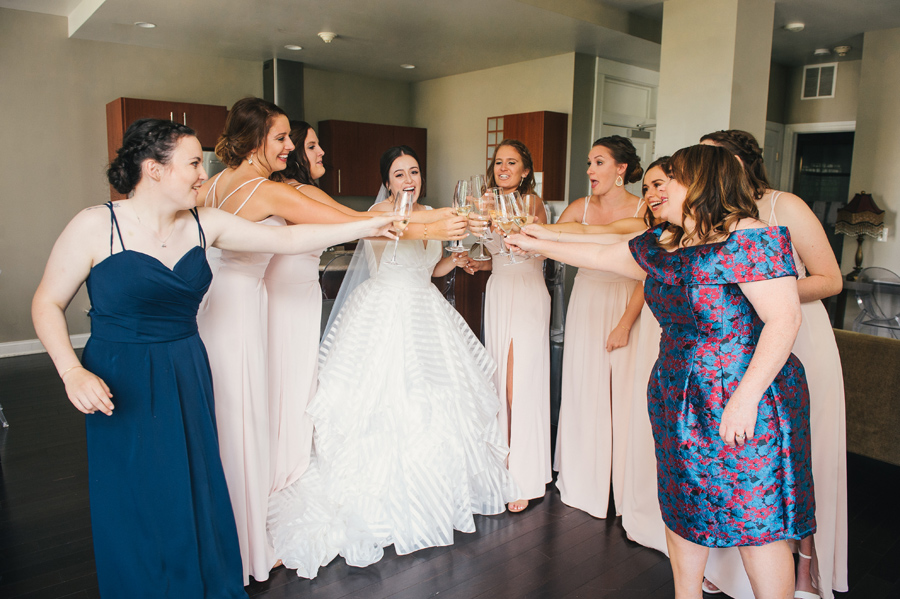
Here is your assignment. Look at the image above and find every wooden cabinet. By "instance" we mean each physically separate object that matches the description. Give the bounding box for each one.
[318,120,427,197]
[106,97,228,199]
[498,111,568,203]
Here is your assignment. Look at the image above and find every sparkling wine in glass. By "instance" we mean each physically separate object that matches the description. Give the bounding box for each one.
[468,175,491,262]
[499,192,523,265]
[448,180,469,253]
[386,190,414,265]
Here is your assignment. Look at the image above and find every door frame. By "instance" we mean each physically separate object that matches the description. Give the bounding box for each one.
[780,120,856,192]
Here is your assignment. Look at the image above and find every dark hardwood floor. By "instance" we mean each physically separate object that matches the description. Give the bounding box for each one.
[0,352,896,598]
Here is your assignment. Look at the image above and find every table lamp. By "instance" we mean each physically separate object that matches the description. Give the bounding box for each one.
[834,191,885,281]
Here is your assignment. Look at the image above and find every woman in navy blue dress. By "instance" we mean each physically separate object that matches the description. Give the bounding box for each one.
[507,144,815,599]
[31,119,394,597]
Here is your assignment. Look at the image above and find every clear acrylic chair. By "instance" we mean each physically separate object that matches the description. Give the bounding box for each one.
[852,267,900,340]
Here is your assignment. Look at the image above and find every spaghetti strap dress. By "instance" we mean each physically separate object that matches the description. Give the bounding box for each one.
[197,172,285,584]
[628,225,816,547]
[704,195,849,598]
[81,202,245,598]
[264,182,324,494]
[554,198,644,518]
[482,237,552,501]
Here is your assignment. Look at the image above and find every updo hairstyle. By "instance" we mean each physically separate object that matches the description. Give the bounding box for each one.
[379,145,422,195]
[271,120,316,185]
[699,130,770,199]
[215,97,288,168]
[107,118,195,195]
[592,135,644,184]
[660,144,758,249]
[486,139,536,195]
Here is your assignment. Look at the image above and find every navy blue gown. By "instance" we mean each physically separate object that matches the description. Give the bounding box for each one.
[81,203,245,597]
[628,226,816,548]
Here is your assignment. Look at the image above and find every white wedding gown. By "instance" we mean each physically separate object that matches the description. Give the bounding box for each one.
[267,238,519,579]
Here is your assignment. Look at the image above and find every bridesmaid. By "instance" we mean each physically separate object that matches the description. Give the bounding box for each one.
[699,130,847,599]
[462,139,552,512]
[197,98,464,584]
[620,157,670,554]
[553,136,645,518]
[31,118,395,597]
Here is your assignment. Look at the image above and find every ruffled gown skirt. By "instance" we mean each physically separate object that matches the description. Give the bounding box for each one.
[483,253,552,500]
[268,243,519,579]
[555,268,640,517]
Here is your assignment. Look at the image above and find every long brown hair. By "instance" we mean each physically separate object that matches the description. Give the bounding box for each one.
[486,139,536,194]
[699,130,769,200]
[271,121,317,186]
[215,97,288,168]
[660,144,758,249]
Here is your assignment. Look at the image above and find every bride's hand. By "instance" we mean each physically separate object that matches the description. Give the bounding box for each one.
[521,223,556,240]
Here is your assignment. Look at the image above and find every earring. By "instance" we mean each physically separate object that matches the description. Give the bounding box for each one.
[248,154,254,166]
[615,175,624,187]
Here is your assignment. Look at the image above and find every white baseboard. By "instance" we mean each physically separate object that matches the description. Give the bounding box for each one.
[0,334,90,358]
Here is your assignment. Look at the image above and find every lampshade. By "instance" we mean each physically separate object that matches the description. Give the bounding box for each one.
[834,192,885,238]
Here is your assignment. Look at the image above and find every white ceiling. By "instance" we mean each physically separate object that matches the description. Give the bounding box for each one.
[3,0,899,80]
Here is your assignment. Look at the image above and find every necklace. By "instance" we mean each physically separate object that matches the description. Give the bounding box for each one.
[132,203,176,248]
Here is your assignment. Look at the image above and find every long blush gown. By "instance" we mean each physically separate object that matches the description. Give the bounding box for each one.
[703,196,848,598]
[483,238,552,501]
[265,183,324,494]
[198,173,284,584]
[555,199,644,518]
[82,203,245,598]
[620,301,668,554]
[268,238,519,579]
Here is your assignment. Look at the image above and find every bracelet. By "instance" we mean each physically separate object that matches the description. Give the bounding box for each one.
[424,223,428,239]
[61,365,83,380]
[556,231,561,242]
[617,324,631,332]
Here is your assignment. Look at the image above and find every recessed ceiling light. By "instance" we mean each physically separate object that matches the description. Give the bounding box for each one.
[134,22,156,29]
[400,64,415,69]
[784,22,805,32]
[284,44,303,51]
[814,48,831,56]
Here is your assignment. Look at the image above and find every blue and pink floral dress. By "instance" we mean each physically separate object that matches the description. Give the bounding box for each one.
[628,225,816,547]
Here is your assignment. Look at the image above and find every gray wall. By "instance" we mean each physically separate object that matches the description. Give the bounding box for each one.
[783,60,860,124]
[0,8,261,343]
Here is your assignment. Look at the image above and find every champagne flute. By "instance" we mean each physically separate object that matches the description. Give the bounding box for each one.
[468,175,491,261]
[386,190,414,265]
[448,180,469,253]
[521,193,539,225]
[487,187,509,257]
[499,192,523,265]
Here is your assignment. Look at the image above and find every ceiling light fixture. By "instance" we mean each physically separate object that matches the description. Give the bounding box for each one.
[834,45,851,57]
[814,48,831,56]
[783,22,805,32]
[318,32,337,43]
[400,64,415,69]
[284,44,303,51]
[134,22,156,29]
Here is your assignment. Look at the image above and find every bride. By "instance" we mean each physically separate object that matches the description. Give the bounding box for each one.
[268,145,520,579]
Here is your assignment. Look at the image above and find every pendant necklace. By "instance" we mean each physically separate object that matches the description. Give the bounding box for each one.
[133,203,176,248]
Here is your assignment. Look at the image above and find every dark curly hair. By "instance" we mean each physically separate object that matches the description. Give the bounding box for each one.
[271,121,317,186]
[107,118,195,195]
[592,135,644,184]
[699,130,770,200]
[659,144,759,250]
[486,139,536,195]
[215,97,288,168]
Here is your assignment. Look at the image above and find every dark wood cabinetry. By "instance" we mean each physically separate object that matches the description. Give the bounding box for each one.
[318,120,427,197]
[105,97,229,199]
[498,111,568,203]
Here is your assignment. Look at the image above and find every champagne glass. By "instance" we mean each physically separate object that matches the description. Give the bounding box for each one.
[499,192,523,265]
[468,175,491,261]
[487,187,509,257]
[448,180,469,253]
[386,190,414,265]
[521,193,539,225]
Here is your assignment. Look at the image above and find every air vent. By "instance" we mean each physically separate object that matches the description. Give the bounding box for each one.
[630,129,651,139]
[802,63,837,99]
